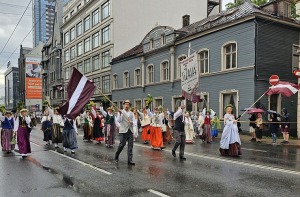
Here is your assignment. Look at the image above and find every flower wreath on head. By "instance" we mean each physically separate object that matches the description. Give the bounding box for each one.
[224,104,233,110]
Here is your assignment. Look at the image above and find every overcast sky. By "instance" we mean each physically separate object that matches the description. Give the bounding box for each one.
[0,0,33,96]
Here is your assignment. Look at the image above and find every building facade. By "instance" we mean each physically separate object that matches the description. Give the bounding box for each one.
[61,0,221,106]
[111,1,300,136]
[32,0,69,47]
[4,67,19,110]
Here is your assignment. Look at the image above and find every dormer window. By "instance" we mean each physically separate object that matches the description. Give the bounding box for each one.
[150,39,154,49]
[161,34,166,46]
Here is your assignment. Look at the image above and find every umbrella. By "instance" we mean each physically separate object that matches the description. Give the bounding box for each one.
[266,81,299,97]
[266,110,282,117]
[247,108,264,114]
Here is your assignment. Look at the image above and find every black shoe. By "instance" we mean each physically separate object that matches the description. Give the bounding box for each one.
[128,161,135,166]
[280,141,285,144]
[180,157,186,160]
[114,155,119,163]
[284,141,289,144]
[172,150,176,157]
[160,146,166,150]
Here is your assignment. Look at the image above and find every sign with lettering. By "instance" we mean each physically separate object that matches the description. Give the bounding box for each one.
[181,52,199,102]
[25,58,42,99]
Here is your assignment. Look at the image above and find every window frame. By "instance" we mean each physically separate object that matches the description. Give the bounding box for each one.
[70,27,75,41]
[84,37,90,53]
[101,1,110,20]
[134,68,141,86]
[177,55,187,79]
[84,16,90,32]
[84,58,91,74]
[160,60,170,82]
[102,50,110,68]
[219,90,239,119]
[70,46,76,60]
[92,55,100,71]
[154,97,163,108]
[102,25,110,44]
[77,42,83,56]
[92,32,99,49]
[102,75,111,93]
[64,31,69,45]
[222,41,237,70]
[123,71,129,88]
[64,49,69,62]
[76,21,82,37]
[77,62,83,73]
[92,9,99,26]
[147,64,154,84]
[198,49,209,74]
[113,74,118,90]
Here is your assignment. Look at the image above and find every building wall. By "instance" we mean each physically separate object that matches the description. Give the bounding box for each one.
[4,67,19,109]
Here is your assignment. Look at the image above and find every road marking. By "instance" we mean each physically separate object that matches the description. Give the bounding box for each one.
[241,148,268,153]
[131,142,300,176]
[31,141,112,175]
[148,189,170,197]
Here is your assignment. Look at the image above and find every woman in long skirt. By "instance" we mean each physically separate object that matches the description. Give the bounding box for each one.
[83,110,93,141]
[202,111,212,144]
[219,104,242,157]
[184,112,195,144]
[100,106,117,148]
[63,118,78,153]
[0,111,15,153]
[91,107,104,144]
[138,107,152,144]
[162,112,172,144]
[47,106,64,148]
[14,109,32,158]
[41,111,52,145]
[150,107,165,150]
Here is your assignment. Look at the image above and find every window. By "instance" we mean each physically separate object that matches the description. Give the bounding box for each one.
[147,65,154,83]
[102,75,110,93]
[92,32,99,48]
[161,61,169,81]
[199,50,209,74]
[70,46,75,60]
[70,10,74,16]
[77,62,83,73]
[102,26,110,44]
[154,98,163,107]
[77,3,81,10]
[172,96,183,112]
[177,55,187,79]
[197,93,209,112]
[64,50,69,62]
[84,37,90,53]
[134,99,142,110]
[223,42,237,70]
[150,39,154,49]
[92,55,100,71]
[77,22,82,36]
[84,59,91,74]
[77,42,83,56]
[161,34,166,46]
[84,16,90,32]
[220,91,238,118]
[123,71,129,88]
[102,50,110,68]
[64,16,68,22]
[144,98,153,111]
[64,32,69,45]
[70,27,75,41]
[101,1,110,20]
[65,67,70,79]
[94,77,100,94]
[134,68,141,86]
[113,74,118,89]
[92,9,99,26]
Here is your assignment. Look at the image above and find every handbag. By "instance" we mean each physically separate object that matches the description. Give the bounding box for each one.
[11,136,17,145]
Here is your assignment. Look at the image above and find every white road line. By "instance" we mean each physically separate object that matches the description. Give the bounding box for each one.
[31,141,112,175]
[241,148,267,153]
[131,142,300,176]
[148,189,170,197]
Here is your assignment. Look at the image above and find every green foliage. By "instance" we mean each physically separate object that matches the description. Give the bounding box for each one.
[291,0,299,19]
[0,105,5,114]
[17,102,24,111]
[251,0,268,6]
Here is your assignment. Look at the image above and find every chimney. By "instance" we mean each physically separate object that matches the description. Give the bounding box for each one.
[182,15,190,27]
[261,0,294,18]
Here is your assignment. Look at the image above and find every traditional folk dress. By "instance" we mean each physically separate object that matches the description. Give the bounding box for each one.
[184,116,194,144]
[91,108,104,143]
[202,116,212,143]
[0,113,15,152]
[100,107,118,148]
[219,113,242,157]
[197,115,204,137]
[138,109,152,143]
[162,117,173,144]
[48,107,64,146]
[133,113,139,140]
[41,115,52,143]
[211,116,221,138]
[83,111,93,141]
[150,112,164,150]
[14,115,32,156]
[63,118,78,152]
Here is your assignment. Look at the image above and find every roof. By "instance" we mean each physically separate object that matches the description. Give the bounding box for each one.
[111,43,143,63]
[112,2,300,64]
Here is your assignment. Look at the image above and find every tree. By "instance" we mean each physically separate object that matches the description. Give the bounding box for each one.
[226,0,269,9]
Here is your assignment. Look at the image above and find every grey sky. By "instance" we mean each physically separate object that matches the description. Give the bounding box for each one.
[0,0,33,96]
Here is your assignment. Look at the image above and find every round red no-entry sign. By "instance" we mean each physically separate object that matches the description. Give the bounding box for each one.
[269,75,279,86]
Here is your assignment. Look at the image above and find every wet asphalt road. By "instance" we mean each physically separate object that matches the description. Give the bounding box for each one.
[1,126,300,197]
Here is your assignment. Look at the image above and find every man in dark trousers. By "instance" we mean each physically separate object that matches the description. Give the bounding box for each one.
[172,105,187,160]
[115,100,137,165]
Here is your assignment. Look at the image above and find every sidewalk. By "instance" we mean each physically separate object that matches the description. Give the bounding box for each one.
[239,133,300,147]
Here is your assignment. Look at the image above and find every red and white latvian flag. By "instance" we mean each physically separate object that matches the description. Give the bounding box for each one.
[58,68,96,119]
[266,81,299,97]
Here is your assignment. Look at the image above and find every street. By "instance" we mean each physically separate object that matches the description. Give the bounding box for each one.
[1,126,300,197]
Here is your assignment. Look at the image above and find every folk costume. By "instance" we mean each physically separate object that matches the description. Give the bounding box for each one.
[0,112,15,153]
[83,111,93,141]
[184,113,194,144]
[162,113,172,144]
[100,107,118,148]
[14,109,32,158]
[211,115,221,138]
[63,118,78,153]
[219,105,242,157]
[201,111,212,143]
[91,108,104,143]
[48,106,64,148]
[138,108,152,144]
[41,113,52,145]
[149,108,165,150]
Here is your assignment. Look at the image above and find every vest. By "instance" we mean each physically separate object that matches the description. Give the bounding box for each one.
[105,114,115,125]
[19,116,29,127]
[174,115,184,132]
[64,119,74,130]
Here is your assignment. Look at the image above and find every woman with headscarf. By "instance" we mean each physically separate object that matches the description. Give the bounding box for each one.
[219,104,241,157]
[280,108,290,144]
[47,106,64,148]
[14,109,32,158]
[0,111,15,153]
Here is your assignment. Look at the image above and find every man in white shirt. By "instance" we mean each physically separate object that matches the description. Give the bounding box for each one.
[172,105,187,160]
[115,100,137,165]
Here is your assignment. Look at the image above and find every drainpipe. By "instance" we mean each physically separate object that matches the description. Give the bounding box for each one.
[254,19,259,106]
